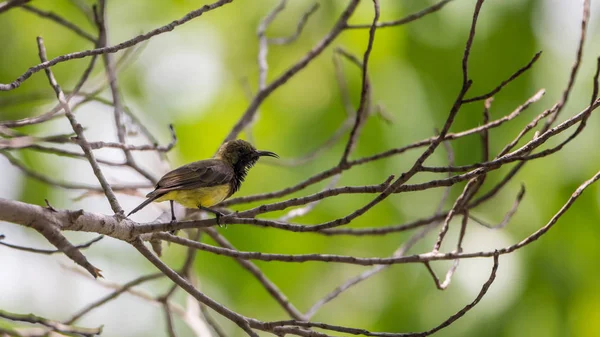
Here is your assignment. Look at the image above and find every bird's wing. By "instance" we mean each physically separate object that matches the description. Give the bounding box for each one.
[148,159,234,196]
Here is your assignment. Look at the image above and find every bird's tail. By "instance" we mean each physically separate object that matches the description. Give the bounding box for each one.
[127,195,160,217]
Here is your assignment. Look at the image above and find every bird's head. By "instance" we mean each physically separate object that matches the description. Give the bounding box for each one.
[216,140,278,173]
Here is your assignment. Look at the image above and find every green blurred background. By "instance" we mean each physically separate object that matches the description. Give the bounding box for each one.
[1,0,600,336]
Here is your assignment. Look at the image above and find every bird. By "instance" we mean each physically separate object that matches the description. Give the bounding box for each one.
[127,139,278,224]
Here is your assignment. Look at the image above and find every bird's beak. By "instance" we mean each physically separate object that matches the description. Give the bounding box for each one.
[256,150,279,158]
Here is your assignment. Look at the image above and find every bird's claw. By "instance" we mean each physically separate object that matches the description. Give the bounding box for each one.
[215,211,226,229]
[169,218,178,235]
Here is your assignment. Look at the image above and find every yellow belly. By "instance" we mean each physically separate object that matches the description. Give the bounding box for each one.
[154,184,230,208]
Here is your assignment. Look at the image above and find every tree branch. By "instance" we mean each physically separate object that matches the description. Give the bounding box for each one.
[0,0,234,91]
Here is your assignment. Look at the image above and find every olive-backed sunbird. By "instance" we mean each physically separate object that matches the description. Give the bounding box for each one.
[127,139,278,223]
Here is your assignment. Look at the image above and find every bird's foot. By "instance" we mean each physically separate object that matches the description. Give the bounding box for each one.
[169,216,178,235]
[198,205,227,229]
[215,211,226,229]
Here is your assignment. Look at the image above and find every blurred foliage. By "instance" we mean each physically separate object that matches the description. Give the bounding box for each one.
[1,0,600,337]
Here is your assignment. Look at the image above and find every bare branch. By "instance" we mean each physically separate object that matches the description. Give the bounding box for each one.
[1,1,598,336]
[131,238,260,337]
[223,88,544,207]
[37,36,124,215]
[432,178,477,252]
[257,0,287,90]
[543,0,590,128]
[266,254,499,337]
[163,302,178,337]
[268,3,320,45]
[278,174,341,221]
[416,253,499,337]
[305,174,452,318]
[85,124,177,152]
[18,37,122,277]
[0,132,73,149]
[201,303,229,337]
[0,151,148,192]
[8,144,126,166]
[95,2,157,185]
[339,0,379,165]
[463,51,542,103]
[346,0,453,29]
[65,273,163,325]
[0,0,30,15]
[469,184,525,229]
[0,0,234,91]
[0,309,102,337]
[0,234,103,255]
[204,229,306,320]
[424,211,467,291]
[223,0,360,143]
[21,5,96,42]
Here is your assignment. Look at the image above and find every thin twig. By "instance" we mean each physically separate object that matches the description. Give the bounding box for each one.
[65,273,163,325]
[469,184,525,229]
[0,0,30,15]
[204,229,306,320]
[95,1,157,185]
[543,0,590,128]
[223,0,360,143]
[278,174,342,221]
[0,309,102,337]
[38,36,124,215]
[85,124,177,152]
[21,5,96,42]
[201,304,228,337]
[156,163,600,266]
[463,51,542,103]
[10,144,126,166]
[264,253,500,337]
[0,151,149,191]
[339,0,379,165]
[131,238,260,337]
[345,0,453,29]
[0,54,99,129]
[222,89,545,207]
[163,302,178,337]
[0,235,103,255]
[268,3,320,45]
[257,0,287,90]
[0,0,234,91]
[304,166,452,318]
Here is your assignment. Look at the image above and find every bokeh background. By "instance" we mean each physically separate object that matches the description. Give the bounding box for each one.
[1,0,600,336]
